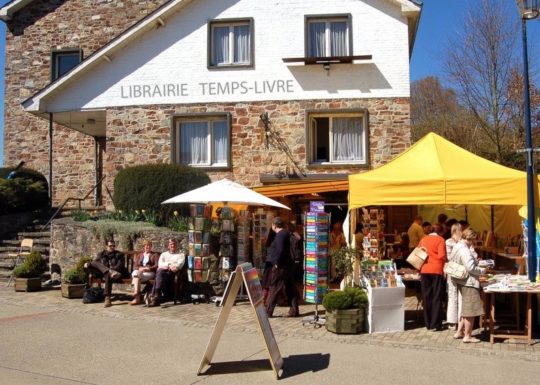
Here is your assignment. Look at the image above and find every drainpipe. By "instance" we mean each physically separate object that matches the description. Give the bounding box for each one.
[48,113,53,207]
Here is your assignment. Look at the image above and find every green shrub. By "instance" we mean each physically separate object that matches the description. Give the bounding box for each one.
[0,167,49,214]
[322,291,352,311]
[113,164,210,216]
[322,287,368,311]
[63,257,92,284]
[83,220,158,250]
[344,287,368,309]
[12,251,47,278]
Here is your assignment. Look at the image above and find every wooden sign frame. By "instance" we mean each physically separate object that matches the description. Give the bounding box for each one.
[197,263,283,379]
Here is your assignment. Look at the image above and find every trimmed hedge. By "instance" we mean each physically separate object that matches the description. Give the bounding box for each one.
[113,164,210,214]
[323,287,368,311]
[12,251,48,278]
[0,167,49,214]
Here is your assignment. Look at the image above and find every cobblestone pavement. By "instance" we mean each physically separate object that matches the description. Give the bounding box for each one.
[0,285,538,362]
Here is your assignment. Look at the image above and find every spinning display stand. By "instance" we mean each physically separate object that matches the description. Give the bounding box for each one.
[187,204,213,286]
[302,211,330,327]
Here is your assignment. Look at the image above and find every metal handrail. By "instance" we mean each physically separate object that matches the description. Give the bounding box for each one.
[41,175,108,230]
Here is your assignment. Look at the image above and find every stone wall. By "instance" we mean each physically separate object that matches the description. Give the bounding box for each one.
[102,97,410,206]
[50,217,188,274]
[3,0,164,206]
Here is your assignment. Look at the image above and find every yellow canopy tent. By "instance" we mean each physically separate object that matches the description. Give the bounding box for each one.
[349,132,540,208]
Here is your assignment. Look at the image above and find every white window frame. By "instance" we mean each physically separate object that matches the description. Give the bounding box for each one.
[174,115,230,168]
[307,111,367,165]
[306,15,351,57]
[209,19,253,67]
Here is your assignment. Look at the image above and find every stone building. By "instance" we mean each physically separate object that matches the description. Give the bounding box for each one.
[1,0,421,213]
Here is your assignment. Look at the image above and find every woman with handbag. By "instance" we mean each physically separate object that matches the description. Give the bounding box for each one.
[452,228,486,343]
[418,223,447,331]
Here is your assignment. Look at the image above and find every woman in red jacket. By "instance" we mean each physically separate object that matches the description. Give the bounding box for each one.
[418,223,447,331]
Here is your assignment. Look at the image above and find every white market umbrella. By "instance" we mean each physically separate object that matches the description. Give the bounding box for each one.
[162,178,290,210]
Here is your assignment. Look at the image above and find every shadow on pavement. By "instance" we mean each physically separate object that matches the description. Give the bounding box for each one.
[199,359,272,375]
[281,353,331,379]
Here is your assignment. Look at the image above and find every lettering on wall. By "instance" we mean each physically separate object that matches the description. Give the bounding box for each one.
[120,79,294,99]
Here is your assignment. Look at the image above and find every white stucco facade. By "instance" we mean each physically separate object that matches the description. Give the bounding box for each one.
[33,0,414,113]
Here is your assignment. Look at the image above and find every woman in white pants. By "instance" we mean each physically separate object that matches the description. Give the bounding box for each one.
[446,223,462,328]
[130,239,158,305]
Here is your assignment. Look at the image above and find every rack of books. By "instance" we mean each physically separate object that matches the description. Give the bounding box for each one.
[236,210,251,265]
[187,204,213,284]
[360,208,386,260]
[218,206,236,284]
[302,211,330,327]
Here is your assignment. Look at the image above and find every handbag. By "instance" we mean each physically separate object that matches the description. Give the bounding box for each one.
[82,286,104,304]
[406,247,428,270]
[444,260,469,280]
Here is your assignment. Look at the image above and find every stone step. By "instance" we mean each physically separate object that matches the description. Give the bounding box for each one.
[0,245,50,253]
[17,231,51,238]
[0,261,14,269]
[1,239,50,246]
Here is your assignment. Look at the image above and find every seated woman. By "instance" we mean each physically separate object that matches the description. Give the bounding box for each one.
[130,239,158,305]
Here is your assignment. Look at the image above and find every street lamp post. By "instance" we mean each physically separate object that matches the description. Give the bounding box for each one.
[516,0,539,282]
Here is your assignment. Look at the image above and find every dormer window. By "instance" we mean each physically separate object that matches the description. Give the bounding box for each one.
[209,19,253,68]
[51,49,83,81]
[306,15,351,57]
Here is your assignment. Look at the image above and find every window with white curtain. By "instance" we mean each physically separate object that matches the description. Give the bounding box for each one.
[307,16,350,57]
[174,116,230,167]
[210,19,252,67]
[308,112,367,165]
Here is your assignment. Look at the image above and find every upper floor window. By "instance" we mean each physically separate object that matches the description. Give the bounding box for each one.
[51,49,82,81]
[308,111,367,165]
[173,115,230,168]
[209,19,253,67]
[306,15,351,57]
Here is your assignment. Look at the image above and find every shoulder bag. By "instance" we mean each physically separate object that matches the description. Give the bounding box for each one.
[444,246,469,280]
[406,247,428,270]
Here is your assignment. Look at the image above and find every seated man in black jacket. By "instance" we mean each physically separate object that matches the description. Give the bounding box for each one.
[85,239,127,307]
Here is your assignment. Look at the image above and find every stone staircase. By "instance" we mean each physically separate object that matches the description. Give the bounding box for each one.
[0,206,107,283]
[0,223,51,283]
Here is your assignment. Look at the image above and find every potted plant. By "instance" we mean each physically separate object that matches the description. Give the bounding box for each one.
[322,286,368,334]
[330,246,360,287]
[12,251,47,292]
[61,257,92,299]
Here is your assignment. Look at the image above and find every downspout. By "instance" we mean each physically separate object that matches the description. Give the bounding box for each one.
[48,113,53,207]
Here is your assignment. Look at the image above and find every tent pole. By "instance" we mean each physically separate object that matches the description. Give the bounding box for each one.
[491,205,495,233]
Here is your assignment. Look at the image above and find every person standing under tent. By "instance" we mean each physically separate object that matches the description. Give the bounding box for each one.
[418,223,447,331]
[445,223,463,329]
[453,228,486,343]
[407,216,425,251]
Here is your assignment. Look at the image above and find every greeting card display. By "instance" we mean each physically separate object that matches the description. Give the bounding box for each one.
[303,211,330,304]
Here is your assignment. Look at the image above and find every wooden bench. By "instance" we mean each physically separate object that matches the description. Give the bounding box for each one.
[87,251,188,304]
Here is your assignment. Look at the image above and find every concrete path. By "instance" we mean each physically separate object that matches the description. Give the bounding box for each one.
[0,286,538,385]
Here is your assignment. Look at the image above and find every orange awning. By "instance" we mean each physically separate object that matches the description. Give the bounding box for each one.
[253,180,349,198]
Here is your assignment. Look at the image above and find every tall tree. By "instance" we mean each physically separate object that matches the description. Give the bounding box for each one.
[443,0,519,164]
[411,76,480,151]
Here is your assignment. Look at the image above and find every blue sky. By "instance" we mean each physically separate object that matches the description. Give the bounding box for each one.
[0,0,539,166]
